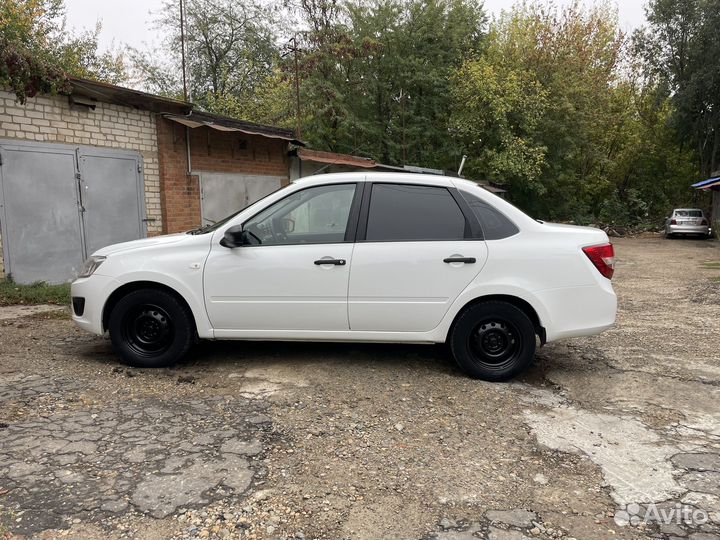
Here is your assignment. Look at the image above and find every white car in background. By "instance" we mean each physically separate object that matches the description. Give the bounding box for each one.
[664,208,712,238]
[71,173,617,381]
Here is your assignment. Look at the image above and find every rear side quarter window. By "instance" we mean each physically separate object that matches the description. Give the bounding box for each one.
[460,190,519,240]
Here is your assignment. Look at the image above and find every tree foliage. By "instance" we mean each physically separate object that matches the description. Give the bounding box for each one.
[639,0,720,178]
[0,0,127,102]
[451,1,698,223]
[130,0,278,110]
[289,0,486,168]
[3,0,712,227]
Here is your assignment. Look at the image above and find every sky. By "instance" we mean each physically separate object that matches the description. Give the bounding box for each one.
[63,0,649,54]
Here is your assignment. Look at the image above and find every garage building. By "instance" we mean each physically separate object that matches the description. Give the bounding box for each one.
[0,78,300,284]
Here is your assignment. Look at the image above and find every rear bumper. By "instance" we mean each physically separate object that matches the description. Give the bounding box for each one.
[70,274,119,336]
[536,282,617,342]
[666,224,710,235]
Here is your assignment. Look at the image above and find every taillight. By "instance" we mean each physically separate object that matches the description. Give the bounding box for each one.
[670,219,677,225]
[583,243,615,279]
[701,219,708,225]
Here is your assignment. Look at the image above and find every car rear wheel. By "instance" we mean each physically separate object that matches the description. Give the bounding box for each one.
[108,288,194,368]
[449,301,536,381]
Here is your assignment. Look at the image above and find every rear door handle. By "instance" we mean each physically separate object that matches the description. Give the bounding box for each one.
[443,257,476,264]
[314,258,346,266]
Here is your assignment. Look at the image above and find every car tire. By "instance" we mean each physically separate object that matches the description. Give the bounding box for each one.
[108,288,194,368]
[449,301,536,381]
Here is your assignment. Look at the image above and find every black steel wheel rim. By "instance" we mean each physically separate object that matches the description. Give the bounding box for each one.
[468,318,521,370]
[121,303,174,357]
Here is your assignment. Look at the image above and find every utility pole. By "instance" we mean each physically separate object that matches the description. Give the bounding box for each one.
[290,35,302,140]
[179,0,189,102]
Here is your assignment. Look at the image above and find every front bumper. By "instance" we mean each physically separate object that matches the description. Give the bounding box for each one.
[667,224,710,235]
[70,274,119,335]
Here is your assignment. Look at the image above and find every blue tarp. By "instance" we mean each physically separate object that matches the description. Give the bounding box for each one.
[692,177,720,189]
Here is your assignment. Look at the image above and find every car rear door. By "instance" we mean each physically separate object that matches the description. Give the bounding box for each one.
[348,180,488,332]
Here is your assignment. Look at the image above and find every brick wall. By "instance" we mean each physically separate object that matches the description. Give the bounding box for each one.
[0,90,162,275]
[157,117,290,234]
[156,117,201,234]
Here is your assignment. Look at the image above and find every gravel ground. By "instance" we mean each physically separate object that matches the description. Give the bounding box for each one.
[0,235,719,540]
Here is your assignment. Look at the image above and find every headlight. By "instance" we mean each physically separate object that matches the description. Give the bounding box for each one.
[78,256,106,278]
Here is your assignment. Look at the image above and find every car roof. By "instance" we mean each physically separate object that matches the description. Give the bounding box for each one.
[673,208,704,211]
[292,171,457,187]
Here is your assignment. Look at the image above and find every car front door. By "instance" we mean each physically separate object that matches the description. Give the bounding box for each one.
[204,182,360,333]
[348,181,488,332]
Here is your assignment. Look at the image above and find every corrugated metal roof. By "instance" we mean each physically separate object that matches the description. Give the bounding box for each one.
[164,112,302,145]
[70,77,190,114]
[68,77,303,144]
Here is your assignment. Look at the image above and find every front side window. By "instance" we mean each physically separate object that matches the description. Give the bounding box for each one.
[365,184,466,241]
[460,190,519,240]
[244,183,356,245]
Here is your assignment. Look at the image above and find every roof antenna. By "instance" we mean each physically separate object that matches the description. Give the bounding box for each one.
[457,154,468,176]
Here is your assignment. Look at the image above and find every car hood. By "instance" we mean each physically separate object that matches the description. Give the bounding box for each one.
[93,233,192,257]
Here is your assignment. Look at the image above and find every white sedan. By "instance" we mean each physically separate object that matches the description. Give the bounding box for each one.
[71,173,617,381]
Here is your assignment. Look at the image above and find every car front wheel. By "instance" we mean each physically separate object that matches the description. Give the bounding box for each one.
[449,301,536,381]
[108,288,194,368]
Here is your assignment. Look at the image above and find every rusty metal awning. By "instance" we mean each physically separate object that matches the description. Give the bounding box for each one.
[296,148,377,168]
[163,112,303,145]
[478,182,507,194]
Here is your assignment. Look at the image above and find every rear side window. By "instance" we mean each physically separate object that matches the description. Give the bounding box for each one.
[365,184,466,241]
[460,190,519,240]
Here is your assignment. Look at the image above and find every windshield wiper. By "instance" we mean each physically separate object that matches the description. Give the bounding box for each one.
[186,223,215,235]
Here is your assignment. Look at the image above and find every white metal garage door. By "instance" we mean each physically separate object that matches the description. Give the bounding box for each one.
[0,140,146,284]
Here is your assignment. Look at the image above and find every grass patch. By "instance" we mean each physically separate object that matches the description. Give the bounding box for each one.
[711,276,720,283]
[0,279,70,307]
[0,508,14,536]
[701,261,720,269]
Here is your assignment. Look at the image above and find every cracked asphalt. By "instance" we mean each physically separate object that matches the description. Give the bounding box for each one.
[0,235,719,540]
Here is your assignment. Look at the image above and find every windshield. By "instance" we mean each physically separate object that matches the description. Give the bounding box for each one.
[187,184,288,235]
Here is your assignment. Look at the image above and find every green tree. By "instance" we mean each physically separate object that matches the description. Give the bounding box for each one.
[1,0,127,102]
[450,1,696,224]
[131,0,278,111]
[288,0,485,168]
[451,48,549,202]
[640,0,720,178]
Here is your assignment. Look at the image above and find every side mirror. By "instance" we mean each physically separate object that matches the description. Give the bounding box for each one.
[220,225,245,248]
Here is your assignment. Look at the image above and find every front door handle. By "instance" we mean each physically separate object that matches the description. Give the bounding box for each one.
[314,258,346,266]
[443,257,476,264]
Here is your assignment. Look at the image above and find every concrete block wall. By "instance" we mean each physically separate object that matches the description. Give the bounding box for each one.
[0,90,162,276]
